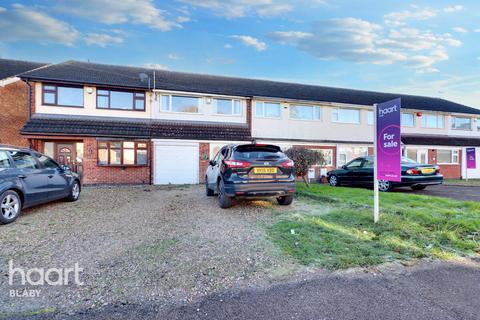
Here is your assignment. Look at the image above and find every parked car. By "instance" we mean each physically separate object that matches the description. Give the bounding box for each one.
[0,145,81,224]
[205,144,295,208]
[327,156,443,192]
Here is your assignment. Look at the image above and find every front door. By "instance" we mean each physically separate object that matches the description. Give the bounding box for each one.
[56,143,75,168]
[417,149,428,164]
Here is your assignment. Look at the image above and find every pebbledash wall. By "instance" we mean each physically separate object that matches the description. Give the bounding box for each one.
[0,80,30,147]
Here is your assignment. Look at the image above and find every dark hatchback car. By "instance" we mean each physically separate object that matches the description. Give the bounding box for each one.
[327,156,443,192]
[0,145,81,224]
[205,144,295,208]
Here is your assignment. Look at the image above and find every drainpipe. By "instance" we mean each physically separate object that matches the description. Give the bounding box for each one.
[25,79,34,149]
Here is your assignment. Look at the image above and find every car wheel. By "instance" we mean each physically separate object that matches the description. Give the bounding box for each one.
[277,195,294,205]
[0,190,22,225]
[411,185,427,191]
[378,180,393,192]
[66,180,81,202]
[217,180,232,209]
[328,175,339,187]
[206,179,214,196]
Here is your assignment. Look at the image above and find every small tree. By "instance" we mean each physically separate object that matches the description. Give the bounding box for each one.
[285,147,325,187]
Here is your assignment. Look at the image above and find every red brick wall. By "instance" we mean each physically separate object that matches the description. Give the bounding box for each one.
[199,143,210,183]
[80,138,151,185]
[0,80,30,147]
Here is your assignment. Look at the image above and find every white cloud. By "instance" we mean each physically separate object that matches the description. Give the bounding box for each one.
[444,5,463,13]
[84,33,124,47]
[384,8,437,26]
[452,27,468,33]
[232,35,267,51]
[178,0,293,19]
[0,4,79,46]
[56,0,184,31]
[145,63,169,70]
[224,44,233,49]
[167,53,183,60]
[475,29,480,32]
[269,18,461,72]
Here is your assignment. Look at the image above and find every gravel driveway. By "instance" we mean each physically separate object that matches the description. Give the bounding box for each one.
[0,185,306,318]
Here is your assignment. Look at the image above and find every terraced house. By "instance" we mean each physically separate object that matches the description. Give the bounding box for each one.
[11,59,480,184]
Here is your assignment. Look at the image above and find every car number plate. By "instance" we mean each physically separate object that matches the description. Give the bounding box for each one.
[421,168,435,174]
[254,167,277,174]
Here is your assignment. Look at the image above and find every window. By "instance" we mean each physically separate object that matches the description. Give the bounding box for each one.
[406,149,417,162]
[477,118,480,131]
[97,141,148,166]
[0,151,11,168]
[345,159,363,169]
[314,149,333,166]
[37,155,60,169]
[290,105,321,120]
[367,111,374,125]
[421,113,444,128]
[337,147,368,166]
[255,102,281,118]
[332,108,360,124]
[160,95,200,113]
[42,84,84,107]
[401,113,415,127]
[8,151,38,169]
[451,117,472,130]
[437,150,459,164]
[363,159,374,168]
[97,89,145,111]
[214,99,242,115]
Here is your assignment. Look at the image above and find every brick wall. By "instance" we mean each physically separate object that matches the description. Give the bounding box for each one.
[0,80,30,147]
[81,138,151,185]
[199,142,210,183]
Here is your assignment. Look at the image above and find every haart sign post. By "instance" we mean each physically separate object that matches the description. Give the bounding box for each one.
[373,98,401,223]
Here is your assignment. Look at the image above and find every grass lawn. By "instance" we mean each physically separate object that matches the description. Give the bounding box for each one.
[267,184,480,270]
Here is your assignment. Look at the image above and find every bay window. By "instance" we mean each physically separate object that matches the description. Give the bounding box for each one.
[401,113,415,127]
[98,141,148,166]
[451,116,472,130]
[421,113,444,128]
[97,89,145,110]
[161,95,200,113]
[332,108,360,124]
[214,98,242,115]
[437,149,459,164]
[290,105,321,120]
[255,102,281,118]
[42,84,84,107]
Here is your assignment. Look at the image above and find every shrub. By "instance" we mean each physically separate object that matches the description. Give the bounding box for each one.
[285,147,325,186]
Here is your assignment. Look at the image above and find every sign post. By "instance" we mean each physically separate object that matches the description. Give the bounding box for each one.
[374,98,402,223]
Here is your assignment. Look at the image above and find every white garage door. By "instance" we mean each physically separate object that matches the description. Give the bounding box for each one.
[154,143,199,184]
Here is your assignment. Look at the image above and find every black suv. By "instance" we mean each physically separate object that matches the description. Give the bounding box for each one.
[205,144,295,208]
[0,145,81,224]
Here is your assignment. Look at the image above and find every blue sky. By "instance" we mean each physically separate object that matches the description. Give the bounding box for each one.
[1,0,479,108]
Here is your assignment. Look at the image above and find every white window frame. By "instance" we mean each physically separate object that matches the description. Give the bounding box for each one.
[421,113,444,129]
[437,149,459,164]
[290,105,321,121]
[450,116,472,131]
[332,108,360,124]
[255,101,281,119]
[214,98,243,116]
[401,112,415,127]
[160,94,202,114]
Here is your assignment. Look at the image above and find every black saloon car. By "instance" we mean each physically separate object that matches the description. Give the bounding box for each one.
[327,156,443,192]
[0,145,81,224]
[205,144,295,208]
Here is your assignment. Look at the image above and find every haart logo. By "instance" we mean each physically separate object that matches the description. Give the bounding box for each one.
[378,104,398,117]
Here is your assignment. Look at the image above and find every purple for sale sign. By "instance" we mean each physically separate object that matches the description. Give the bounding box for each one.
[466,148,476,169]
[376,98,401,182]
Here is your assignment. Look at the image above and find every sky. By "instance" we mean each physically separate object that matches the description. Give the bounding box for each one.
[1,0,479,108]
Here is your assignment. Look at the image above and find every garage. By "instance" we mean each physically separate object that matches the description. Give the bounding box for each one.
[154,141,199,184]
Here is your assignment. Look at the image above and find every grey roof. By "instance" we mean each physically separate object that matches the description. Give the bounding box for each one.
[21,114,252,141]
[20,60,480,115]
[0,58,48,80]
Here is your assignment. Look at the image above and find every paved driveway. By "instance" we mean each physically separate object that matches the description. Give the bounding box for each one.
[394,185,480,202]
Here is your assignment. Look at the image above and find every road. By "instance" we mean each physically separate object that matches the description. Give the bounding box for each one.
[395,184,480,202]
[24,260,480,320]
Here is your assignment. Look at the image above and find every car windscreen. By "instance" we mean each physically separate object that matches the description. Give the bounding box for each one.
[233,145,285,161]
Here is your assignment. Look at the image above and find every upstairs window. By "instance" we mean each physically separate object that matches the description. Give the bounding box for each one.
[160,95,200,113]
[97,141,148,166]
[332,108,360,124]
[97,89,145,111]
[42,84,84,107]
[451,116,472,130]
[290,105,321,120]
[214,98,242,115]
[255,102,281,118]
[421,113,444,128]
[401,113,415,127]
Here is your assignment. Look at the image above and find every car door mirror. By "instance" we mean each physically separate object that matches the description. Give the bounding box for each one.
[341,165,347,170]
[209,160,217,166]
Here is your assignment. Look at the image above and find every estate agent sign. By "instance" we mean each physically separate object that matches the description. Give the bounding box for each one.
[466,147,476,169]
